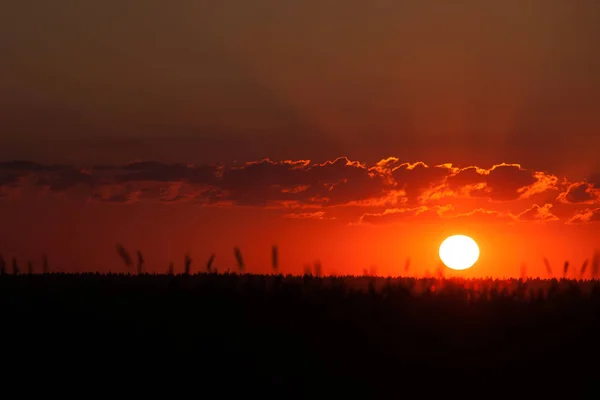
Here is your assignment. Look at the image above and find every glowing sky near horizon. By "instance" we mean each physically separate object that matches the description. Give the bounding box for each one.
[1,1,599,276]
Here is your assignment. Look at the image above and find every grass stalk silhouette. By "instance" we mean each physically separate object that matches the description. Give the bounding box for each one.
[543,257,552,277]
[303,264,311,275]
[206,254,215,272]
[369,265,378,276]
[581,260,589,279]
[313,260,322,277]
[116,244,133,271]
[12,258,19,275]
[520,263,527,281]
[234,247,245,272]
[184,253,192,275]
[137,251,144,275]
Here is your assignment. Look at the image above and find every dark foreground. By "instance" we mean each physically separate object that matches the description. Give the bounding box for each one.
[2,273,600,395]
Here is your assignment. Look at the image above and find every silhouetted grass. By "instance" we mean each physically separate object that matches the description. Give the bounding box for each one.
[234,247,245,272]
[581,260,589,278]
[184,253,192,275]
[2,261,600,391]
[116,244,133,270]
[137,251,144,275]
[543,257,552,277]
[206,254,215,272]
[313,260,322,277]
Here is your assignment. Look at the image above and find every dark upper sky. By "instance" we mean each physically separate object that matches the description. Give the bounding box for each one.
[2,0,599,176]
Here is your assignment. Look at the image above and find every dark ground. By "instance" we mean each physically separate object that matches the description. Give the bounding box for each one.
[1,273,600,396]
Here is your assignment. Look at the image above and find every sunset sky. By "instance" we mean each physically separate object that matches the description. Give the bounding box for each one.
[1,1,599,277]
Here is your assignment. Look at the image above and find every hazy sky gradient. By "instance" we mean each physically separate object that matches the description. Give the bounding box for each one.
[2,0,600,175]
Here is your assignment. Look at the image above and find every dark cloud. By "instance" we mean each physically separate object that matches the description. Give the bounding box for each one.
[567,208,600,225]
[35,169,95,192]
[588,210,600,223]
[118,161,218,184]
[446,164,539,201]
[0,172,21,187]
[0,158,583,219]
[515,204,559,222]
[359,203,565,226]
[557,182,600,204]
[0,161,94,192]
[445,167,484,190]
[389,162,452,202]
[0,161,55,172]
[219,157,389,206]
[89,184,141,204]
[359,207,427,225]
[282,211,328,220]
[304,158,389,206]
[444,208,516,224]
[358,205,451,225]
[219,159,313,206]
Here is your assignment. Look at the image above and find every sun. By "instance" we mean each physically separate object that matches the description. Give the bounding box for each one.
[439,235,480,271]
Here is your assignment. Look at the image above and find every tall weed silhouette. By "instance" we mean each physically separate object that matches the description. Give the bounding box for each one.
[543,257,552,277]
[369,265,378,276]
[184,253,192,275]
[116,244,133,270]
[234,247,245,272]
[313,260,322,277]
[137,251,144,275]
[206,254,215,272]
[580,260,589,279]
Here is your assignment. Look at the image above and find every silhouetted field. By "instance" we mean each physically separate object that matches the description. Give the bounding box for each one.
[1,272,600,394]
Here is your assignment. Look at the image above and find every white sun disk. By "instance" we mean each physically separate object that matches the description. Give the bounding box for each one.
[439,235,480,271]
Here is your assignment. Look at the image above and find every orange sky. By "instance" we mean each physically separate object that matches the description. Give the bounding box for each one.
[0,158,598,277]
[1,2,599,276]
